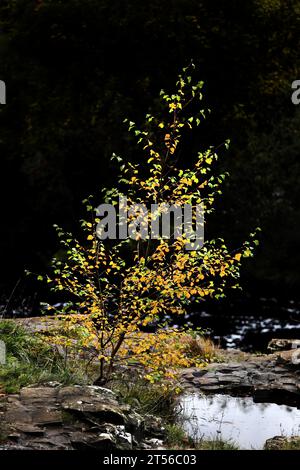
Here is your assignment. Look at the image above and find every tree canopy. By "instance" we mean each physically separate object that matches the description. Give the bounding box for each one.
[0,0,299,296]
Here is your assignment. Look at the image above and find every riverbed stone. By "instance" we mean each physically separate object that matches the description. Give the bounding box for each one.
[264,435,300,450]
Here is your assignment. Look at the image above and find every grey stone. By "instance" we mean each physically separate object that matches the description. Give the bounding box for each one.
[13,423,45,435]
[264,435,300,450]
[180,353,300,406]
[0,340,6,365]
[1,384,165,450]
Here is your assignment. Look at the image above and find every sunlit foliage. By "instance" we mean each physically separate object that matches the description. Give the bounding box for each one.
[39,65,259,383]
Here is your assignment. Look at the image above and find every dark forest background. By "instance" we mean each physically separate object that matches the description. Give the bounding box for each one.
[0,0,300,307]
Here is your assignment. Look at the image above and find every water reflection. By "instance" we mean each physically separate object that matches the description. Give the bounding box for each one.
[181,394,300,449]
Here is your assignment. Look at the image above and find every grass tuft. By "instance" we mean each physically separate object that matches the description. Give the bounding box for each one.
[113,375,178,419]
[164,423,239,450]
[195,436,239,450]
[0,320,89,393]
[182,335,217,362]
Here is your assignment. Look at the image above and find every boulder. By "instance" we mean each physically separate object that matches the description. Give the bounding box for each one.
[264,435,300,450]
[276,349,300,366]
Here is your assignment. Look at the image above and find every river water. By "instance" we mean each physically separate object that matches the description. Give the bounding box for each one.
[182,297,300,352]
[180,393,300,449]
[178,297,300,449]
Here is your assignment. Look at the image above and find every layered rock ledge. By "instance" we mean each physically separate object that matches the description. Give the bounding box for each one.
[0,384,165,450]
[181,349,300,407]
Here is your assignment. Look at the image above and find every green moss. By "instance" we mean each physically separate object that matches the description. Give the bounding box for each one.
[282,439,300,450]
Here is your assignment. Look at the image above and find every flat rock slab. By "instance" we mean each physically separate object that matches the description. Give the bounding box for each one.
[0,384,165,450]
[181,354,300,407]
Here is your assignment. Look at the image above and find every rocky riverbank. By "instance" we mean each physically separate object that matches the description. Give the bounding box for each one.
[1,317,299,450]
[0,383,165,450]
[181,348,300,407]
